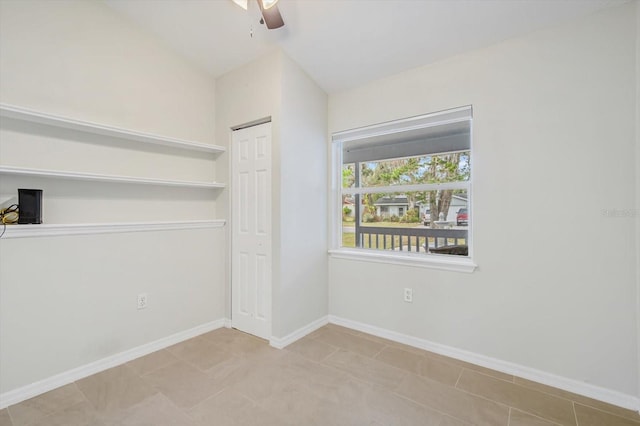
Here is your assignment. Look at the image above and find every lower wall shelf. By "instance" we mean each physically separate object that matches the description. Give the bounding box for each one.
[0,165,226,189]
[0,220,226,239]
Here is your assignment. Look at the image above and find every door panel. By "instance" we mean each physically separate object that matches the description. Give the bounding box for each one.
[231,123,272,339]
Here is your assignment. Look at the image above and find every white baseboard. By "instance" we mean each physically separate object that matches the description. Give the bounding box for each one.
[328,315,640,412]
[269,315,329,349]
[0,318,228,409]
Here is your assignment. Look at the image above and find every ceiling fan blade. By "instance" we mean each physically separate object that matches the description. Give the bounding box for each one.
[257,0,284,29]
[231,0,248,10]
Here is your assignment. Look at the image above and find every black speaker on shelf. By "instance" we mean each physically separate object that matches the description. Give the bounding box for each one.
[18,188,43,224]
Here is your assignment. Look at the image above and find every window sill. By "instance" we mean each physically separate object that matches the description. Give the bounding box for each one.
[328,248,477,273]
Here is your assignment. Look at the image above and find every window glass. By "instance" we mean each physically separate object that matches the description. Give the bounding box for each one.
[334,106,472,259]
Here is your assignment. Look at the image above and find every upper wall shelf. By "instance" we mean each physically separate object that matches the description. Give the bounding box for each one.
[0,103,225,154]
[0,219,226,239]
[0,166,225,189]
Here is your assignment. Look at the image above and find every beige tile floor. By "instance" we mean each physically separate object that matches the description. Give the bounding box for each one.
[2,324,639,426]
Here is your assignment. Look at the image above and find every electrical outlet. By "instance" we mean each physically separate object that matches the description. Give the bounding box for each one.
[403,288,413,303]
[137,293,147,310]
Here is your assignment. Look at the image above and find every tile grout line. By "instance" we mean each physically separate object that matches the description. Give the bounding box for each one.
[459,367,608,424]
[458,366,514,384]
[151,351,212,376]
[193,385,231,407]
[572,401,579,426]
[371,344,388,359]
[138,343,254,414]
[507,407,512,426]
[318,327,390,359]
[513,377,640,421]
[454,368,464,388]
[76,382,114,426]
[404,362,516,420]
[573,401,640,425]
[5,405,16,426]
[24,383,101,426]
[177,392,200,424]
[290,336,342,363]
[317,346,340,363]
[321,349,411,391]
[73,380,100,417]
[395,369,508,424]
[516,379,640,425]
[450,381,525,415]
[127,349,180,377]
[392,390,471,426]
[512,407,565,426]
[452,380,575,426]
[575,398,640,423]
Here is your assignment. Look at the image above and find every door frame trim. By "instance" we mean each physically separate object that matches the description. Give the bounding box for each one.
[230,116,271,131]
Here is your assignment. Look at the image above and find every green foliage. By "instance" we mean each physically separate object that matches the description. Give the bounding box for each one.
[359,152,469,188]
[343,206,352,216]
[389,215,400,222]
[400,209,421,223]
[342,165,355,188]
[362,213,381,223]
[350,151,469,226]
[357,152,469,221]
[361,193,384,216]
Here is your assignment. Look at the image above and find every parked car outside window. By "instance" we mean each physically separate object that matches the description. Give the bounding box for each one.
[423,209,431,226]
[456,208,468,226]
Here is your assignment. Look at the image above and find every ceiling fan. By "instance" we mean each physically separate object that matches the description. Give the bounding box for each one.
[232,0,285,30]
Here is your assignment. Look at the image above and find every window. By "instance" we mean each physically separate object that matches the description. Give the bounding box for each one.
[330,106,475,272]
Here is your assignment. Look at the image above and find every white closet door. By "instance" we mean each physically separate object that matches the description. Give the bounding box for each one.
[231,122,271,339]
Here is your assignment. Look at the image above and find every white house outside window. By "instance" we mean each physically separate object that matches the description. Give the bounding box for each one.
[330,106,476,272]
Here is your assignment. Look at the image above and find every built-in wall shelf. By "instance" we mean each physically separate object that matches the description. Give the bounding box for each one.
[0,103,226,154]
[0,219,226,239]
[0,166,226,189]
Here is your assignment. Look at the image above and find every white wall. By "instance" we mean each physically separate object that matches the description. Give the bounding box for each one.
[0,1,215,142]
[215,50,328,340]
[329,2,638,400]
[636,0,640,403]
[0,0,224,396]
[275,55,327,338]
[215,50,283,323]
[0,228,224,393]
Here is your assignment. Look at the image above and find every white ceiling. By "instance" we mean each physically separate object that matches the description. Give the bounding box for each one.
[104,0,627,93]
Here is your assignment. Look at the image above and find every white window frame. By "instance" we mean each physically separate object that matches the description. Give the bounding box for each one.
[329,106,476,273]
